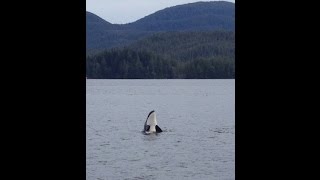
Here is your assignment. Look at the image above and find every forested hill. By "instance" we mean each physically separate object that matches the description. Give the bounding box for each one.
[86,31,234,79]
[86,1,235,50]
[128,31,234,61]
[128,1,234,31]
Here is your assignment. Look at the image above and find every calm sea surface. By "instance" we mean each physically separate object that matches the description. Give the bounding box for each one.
[86,79,235,180]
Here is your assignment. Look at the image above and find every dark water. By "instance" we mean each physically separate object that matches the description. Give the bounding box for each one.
[87,79,235,180]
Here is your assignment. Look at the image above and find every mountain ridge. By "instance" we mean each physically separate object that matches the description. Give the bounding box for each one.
[86,1,235,50]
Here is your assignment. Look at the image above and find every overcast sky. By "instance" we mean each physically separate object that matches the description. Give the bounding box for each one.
[86,0,235,24]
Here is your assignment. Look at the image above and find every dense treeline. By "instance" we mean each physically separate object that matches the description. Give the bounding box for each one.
[86,31,234,79]
[86,48,234,79]
[129,31,234,61]
[87,49,172,78]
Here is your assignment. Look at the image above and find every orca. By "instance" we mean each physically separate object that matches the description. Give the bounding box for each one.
[144,110,162,134]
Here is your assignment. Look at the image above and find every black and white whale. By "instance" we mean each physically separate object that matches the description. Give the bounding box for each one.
[144,110,162,134]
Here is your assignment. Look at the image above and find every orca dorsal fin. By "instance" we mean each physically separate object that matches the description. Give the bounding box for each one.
[155,125,162,133]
